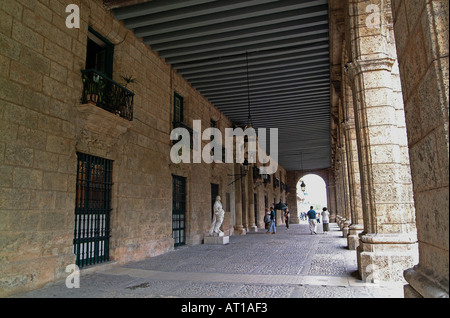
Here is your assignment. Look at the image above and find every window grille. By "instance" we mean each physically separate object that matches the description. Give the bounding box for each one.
[73,153,113,268]
[172,175,186,247]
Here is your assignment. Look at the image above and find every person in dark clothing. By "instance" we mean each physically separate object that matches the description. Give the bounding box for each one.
[307,206,317,234]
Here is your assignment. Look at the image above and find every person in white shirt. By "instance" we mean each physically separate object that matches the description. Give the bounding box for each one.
[322,207,330,234]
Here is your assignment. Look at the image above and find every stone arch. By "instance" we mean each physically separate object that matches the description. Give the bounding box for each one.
[298,174,328,205]
[291,169,330,190]
[286,169,332,224]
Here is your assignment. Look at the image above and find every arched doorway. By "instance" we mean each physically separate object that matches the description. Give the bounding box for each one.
[297,174,328,222]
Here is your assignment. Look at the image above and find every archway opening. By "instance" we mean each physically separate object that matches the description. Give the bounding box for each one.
[297,174,327,222]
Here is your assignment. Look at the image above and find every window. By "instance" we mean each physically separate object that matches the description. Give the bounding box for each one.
[81,28,134,120]
[210,119,216,130]
[73,153,113,268]
[174,92,184,125]
[86,27,114,78]
[210,119,216,157]
[172,175,186,247]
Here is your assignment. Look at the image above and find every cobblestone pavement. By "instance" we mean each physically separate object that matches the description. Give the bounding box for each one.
[9,223,406,298]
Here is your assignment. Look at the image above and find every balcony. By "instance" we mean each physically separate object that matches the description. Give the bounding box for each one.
[81,69,134,121]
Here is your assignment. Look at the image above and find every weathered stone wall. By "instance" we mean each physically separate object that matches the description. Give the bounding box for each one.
[0,0,287,297]
[1,0,83,296]
[391,0,449,297]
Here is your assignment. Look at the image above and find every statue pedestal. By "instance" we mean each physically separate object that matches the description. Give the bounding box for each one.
[204,233,229,245]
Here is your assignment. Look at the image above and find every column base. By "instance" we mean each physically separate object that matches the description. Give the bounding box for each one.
[247,225,258,233]
[357,233,418,282]
[329,212,337,223]
[338,217,346,230]
[290,216,300,224]
[234,225,247,235]
[343,220,351,238]
[403,266,449,298]
[347,224,364,250]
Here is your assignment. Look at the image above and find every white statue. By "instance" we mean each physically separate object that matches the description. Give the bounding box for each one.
[209,195,225,236]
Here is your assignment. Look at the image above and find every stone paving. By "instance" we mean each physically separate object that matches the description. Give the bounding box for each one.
[9,222,406,298]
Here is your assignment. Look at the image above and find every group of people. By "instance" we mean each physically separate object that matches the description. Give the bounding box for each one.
[306,206,330,235]
[263,206,330,235]
[263,207,282,234]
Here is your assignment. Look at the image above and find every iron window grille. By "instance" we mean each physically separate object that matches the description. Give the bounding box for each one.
[172,175,186,247]
[172,92,198,152]
[73,153,113,268]
[173,92,184,124]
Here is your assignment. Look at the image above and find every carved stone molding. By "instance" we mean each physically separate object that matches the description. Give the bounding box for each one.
[346,57,396,80]
[77,104,132,138]
[75,103,132,157]
[404,266,449,298]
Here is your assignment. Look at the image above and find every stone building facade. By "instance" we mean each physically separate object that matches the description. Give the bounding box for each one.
[0,0,448,298]
[0,0,288,297]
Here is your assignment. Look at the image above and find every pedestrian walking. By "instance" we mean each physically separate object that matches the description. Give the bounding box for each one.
[284,209,290,229]
[266,207,276,234]
[322,207,330,234]
[264,209,271,230]
[307,206,317,234]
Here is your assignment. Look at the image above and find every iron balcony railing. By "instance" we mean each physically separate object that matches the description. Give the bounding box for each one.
[81,69,134,121]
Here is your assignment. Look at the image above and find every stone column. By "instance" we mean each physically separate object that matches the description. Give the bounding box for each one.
[336,145,350,231]
[347,0,418,282]
[327,171,337,223]
[333,163,343,227]
[335,144,350,232]
[286,171,300,224]
[392,0,449,297]
[233,163,246,235]
[343,74,364,250]
[241,170,248,230]
[247,166,257,232]
[340,134,352,237]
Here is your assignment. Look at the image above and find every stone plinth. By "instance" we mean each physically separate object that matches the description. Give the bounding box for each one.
[204,234,229,245]
[347,224,364,250]
[357,233,418,282]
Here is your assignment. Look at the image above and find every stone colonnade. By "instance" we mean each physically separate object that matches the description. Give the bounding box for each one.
[328,0,448,297]
[233,162,289,236]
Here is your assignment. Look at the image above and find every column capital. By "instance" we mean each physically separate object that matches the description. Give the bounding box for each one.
[347,57,396,79]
